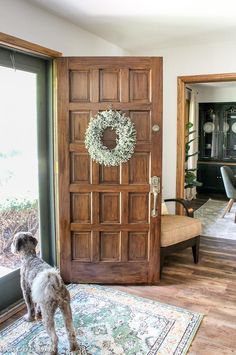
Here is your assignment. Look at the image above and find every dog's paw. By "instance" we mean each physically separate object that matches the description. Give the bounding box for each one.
[70,342,79,352]
[35,311,42,320]
[23,314,35,322]
[70,345,88,355]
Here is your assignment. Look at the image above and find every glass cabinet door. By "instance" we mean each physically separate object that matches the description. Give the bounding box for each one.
[201,108,220,159]
[222,106,236,161]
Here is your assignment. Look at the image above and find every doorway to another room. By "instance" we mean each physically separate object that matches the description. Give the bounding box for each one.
[177,73,236,240]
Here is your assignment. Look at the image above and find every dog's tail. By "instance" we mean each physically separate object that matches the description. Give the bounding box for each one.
[32,268,64,304]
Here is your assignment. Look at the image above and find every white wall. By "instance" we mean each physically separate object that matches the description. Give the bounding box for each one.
[0,0,125,56]
[132,41,236,199]
[193,85,236,103]
[3,0,236,200]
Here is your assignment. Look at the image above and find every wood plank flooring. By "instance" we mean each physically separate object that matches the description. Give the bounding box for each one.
[114,236,236,354]
[1,236,236,354]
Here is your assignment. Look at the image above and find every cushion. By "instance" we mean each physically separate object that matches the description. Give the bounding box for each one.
[161,202,169,215]
[161,215,202,247]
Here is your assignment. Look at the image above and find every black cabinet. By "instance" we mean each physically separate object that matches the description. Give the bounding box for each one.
[197,102,236,193]
[199,102,236,162]
[197,163,224,193]
[197,163,236,193]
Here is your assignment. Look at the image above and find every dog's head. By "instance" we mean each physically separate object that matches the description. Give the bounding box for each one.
[11,232,38,255]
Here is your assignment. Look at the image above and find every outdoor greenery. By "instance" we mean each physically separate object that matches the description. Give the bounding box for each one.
[0,199,39,269]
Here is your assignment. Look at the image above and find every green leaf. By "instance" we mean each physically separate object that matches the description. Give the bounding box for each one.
[186,122,193,129]
[185,145,191,154]
[185,181,203,188]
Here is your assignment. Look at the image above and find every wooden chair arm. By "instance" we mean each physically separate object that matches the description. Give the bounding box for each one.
[164,198,194,218]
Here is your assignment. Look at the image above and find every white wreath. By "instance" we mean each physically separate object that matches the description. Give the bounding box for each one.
[85,110,136,166]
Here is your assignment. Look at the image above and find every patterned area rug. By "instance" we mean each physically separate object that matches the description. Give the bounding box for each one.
[194,199,236,240]
[0,284,203,355]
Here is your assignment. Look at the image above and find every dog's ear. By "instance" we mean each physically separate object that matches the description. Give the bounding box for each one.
[15,238,23,252]
[27,233,38,247]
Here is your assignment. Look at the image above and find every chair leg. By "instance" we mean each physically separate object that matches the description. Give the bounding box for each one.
[160,251,165,278]
[192,236,200,264]
[228,199,235,212]
[222,199,234,218]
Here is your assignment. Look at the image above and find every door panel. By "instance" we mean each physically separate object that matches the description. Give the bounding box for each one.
[56,57,162,284]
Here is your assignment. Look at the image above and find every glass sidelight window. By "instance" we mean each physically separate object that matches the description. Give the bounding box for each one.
[0,47,55,311]
[0,66,39,274]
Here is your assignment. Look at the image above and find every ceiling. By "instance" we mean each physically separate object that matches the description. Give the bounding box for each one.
[193,82,236,88]
[28,0,236,53]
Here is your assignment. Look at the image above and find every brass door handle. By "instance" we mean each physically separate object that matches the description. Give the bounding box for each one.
[152,191,158,217]
[150,176,160,217]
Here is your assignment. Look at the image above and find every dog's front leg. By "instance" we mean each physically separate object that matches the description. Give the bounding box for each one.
[21,280,35,321]
[23,289,35,321]
[35,303,42,320]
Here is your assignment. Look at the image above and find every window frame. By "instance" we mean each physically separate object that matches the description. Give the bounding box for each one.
[0,46,56,311]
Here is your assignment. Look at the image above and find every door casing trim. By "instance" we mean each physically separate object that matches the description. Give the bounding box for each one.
[176,73,236,213]
[0,32,62,58]
[0,37,59,312]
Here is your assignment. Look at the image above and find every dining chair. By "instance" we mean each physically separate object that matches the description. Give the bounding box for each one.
[220,166,236,223]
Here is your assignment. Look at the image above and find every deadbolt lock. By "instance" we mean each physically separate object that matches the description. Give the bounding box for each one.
[152,124,160,132]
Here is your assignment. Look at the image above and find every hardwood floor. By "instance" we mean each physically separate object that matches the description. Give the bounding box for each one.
[114,236,236,354]
[1,236,236,354]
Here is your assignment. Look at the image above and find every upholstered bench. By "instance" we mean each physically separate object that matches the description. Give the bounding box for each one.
[160,198,202,276]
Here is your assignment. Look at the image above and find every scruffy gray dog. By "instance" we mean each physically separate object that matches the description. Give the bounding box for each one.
[11,232,79,354]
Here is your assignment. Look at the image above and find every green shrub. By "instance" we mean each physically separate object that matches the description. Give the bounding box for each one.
[0,198,38,212]
[0,199,39,270]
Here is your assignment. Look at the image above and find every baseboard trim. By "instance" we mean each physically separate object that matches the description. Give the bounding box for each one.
[0,300,25,325]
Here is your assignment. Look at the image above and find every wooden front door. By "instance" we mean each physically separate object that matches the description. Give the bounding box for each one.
[56,57,162,284]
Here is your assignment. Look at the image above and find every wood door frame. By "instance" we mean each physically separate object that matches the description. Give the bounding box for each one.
[0,32,63,265]
[176,72,236,212]
[0,32,62,58]
[0,34,61,314]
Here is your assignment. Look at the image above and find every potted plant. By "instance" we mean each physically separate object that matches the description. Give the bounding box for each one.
[185,122,202,200]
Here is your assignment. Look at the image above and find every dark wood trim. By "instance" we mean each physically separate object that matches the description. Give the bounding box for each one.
[176,73,236,214]
[0,32,62,58]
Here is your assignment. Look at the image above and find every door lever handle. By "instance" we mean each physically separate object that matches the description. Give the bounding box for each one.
[150,176,160,217]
